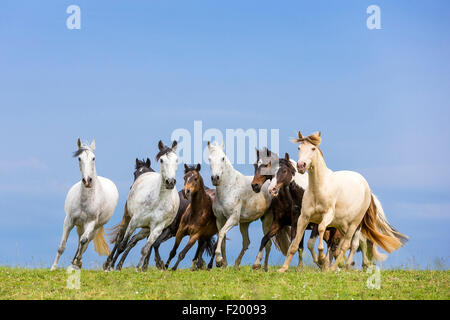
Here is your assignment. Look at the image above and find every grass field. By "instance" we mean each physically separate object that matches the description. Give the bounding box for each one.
[0,266,448,300]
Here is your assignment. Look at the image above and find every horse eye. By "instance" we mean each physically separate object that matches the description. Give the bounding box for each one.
[78,157,81,161]
[222,157,225,161]
[92,157,95,161]
[312,147,316,151]
[160,159,164,163]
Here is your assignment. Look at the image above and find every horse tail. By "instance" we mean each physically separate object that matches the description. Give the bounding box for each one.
[205,236,217,257]
[93,226,110,256]
[361,194,408,255]
[272,226,291,256]
[107,202,131,244]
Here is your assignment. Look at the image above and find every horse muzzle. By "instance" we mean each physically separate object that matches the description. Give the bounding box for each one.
[82,177,93,188]
[297,161,307,174]
[211,175,220,186]
[165,178,176,189]
[251,183,261,193]
[269,187,279,197]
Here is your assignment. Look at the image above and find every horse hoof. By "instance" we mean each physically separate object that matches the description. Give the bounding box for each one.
[50,265,57,271]
[252,263,261,270]
[215,256,224,267]
[277,266,288,273]
[115,264,122,271]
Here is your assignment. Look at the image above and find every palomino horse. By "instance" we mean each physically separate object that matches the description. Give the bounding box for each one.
[165,164,217,271]
[109,140,180,271]
[251,149,340,269]
[278,132,408,272]
[51,139,119,270]
[208,141,290,270]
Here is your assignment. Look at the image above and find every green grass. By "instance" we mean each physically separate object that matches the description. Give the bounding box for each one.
[0,266,448,300]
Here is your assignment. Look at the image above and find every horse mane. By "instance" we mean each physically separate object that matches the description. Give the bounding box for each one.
[135,158,148,170]
[291,132,324,158]
[184,164,199,174]
[156,146,173,161]
[72,146,92,158]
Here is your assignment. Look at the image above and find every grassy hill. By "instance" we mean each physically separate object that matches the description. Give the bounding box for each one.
[0,266,448,300]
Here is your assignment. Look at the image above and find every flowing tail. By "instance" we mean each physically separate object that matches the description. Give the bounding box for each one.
[107,201,131,244]
[272,226,292,256]
[205,236,217,257]
[361,194,408,256]
[93,226,110,256]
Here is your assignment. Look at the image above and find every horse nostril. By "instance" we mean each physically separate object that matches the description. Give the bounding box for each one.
[82,178,86,184]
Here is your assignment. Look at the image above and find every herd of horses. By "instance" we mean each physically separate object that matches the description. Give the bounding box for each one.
[51,132,408,273]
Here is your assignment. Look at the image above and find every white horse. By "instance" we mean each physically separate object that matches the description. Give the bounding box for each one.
[113,140,180,270]
[278,131,408,272]
[207,141,290,270]
[51,139,119,270]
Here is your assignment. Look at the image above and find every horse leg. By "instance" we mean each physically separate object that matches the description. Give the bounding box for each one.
[72,222,96,269]
[307,224,319,266]
[330,223,359,272]
[165,231,184,269]
[136,224,165,270]
[253,222,280,270]
[172,234,200,271]
[317,210,334,270]
[192,239,206,270]
[345,228,361,270]
[116,228,149,271]
[111,220,138,269]
[51,216,74,270]
[207,240,217,269]
[278,215,310,273]
[234,222,250,269]
[215,212,240,267]
[359,236,371,270]
[151,227,172,270]
[260,212,273,272]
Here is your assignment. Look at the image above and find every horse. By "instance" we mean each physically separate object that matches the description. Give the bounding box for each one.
[103,157,154,270]
[104,156,192,271]
[51,139,119,270]
[165,164,217,271]
[207,141,291,271]
[251,149,339,269]
[278,131,408,272]
[109,140,180,271]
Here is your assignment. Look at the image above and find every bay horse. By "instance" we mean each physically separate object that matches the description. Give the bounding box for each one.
[165,164,217,271]
[108,140,180,271]
[207,141,290,270]
[251,149,340,269]
[51,139,119,270]
[278,131,408,272]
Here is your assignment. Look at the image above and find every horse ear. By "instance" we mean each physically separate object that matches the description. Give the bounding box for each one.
[77,138,82,149]
[196,163,201,172]
[136,158,140,166]
[255,148,259,159]
[171,140,177,151]
[146,158,151,167]
[285,153,290,161]
[298,131,303,140]
[158,140,164,151]
[207,141,212,150]
[90,139,96,151]
[184,163,188,170]
[220,140,224,150]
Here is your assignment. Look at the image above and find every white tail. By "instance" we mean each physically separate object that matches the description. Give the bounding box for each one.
[93,226,111,256]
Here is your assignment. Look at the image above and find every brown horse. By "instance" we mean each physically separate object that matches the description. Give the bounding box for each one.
[251,149,340,269]
[165,164,218,271]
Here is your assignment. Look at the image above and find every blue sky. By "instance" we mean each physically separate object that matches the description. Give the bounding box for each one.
[0,1,449,270]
